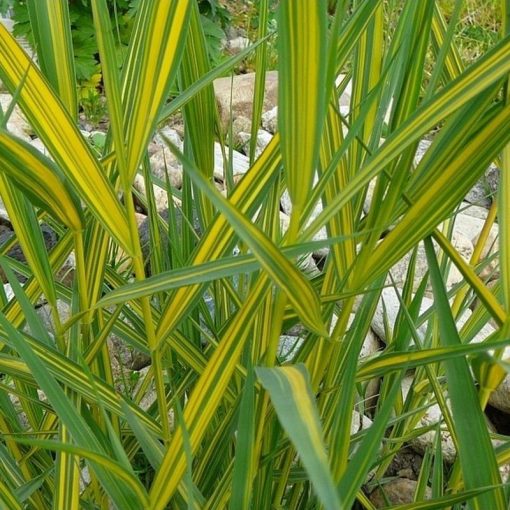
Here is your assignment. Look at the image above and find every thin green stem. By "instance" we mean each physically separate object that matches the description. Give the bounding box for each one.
[124,189,170,442]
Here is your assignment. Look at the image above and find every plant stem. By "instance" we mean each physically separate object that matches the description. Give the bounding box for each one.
[124,190,171,442]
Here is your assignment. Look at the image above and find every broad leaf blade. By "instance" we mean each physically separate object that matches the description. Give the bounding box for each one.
[0,26,134,254]
[256,364,341,510]
[26,0,77,118]
[279,0,328,219]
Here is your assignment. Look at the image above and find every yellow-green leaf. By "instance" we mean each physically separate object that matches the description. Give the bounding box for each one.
[256,364,341,510]
[0,26,134,254]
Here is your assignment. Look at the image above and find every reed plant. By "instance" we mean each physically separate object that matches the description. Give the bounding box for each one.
[0,0,509,508]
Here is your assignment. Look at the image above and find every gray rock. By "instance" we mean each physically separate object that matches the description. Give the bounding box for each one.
[225,25,246,41]
[372,287,431,344]
[214,71,278,133]
[402,374,506,465]
[387,234,474,294]
[278,335,303,360]
[343,314,383,409]
[108,334,150,371]
[237,129,273,159]
[0,221,58,283]
[149,146,183,189]
[154,127,183,150]
[370,478,431,507]
[261,106,278,134]
[465,164,499,207]
[386,450,424,481]
[459,201,489,220]
[401,376,457,464]
[489,377,510,415]
[138,207,201,272]
[36,300,71,334]
[133,366,157,412]
[280,314,381,365]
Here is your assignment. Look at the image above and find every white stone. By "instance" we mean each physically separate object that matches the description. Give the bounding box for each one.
[449,211,499,279]
[450,212,498,246]
[279,313,380,362]
[261,106,278,134]
[402,375,506,465]
[278,335,303,360]
[363,178,377,213]
[401,376,457,463]
[0,198,9,222]
[0,94,34,141]
[228,36,250,53]
[214,71,278,132]
[459,201,489,220]
[154,127,183,150]
[351,409,373,435]
[343,314,383,408]
[281,189,328,258]
[3,283,13,301]
[335,73,352,108]
[36,300,71,334]
[372,287,432,344]
[213,142,250,181]
[414,139,432,165]
[149,146,183,189]
[237,129,273,159]
[29,137,51,157]
[133,174,170,212]
[387,234,474,294]
[372,286,496,346]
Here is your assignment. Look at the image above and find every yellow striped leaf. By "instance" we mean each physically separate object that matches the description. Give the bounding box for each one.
[0,176,58,308]
[25,0,77,118]
[0,132,82,231]
[279,0,328,219]
[0,26,134,254]
[165,140,327,337]
[156,135,282,341]
[308,35,510,240]
[256,364,341,510]
[149,277,272,509]
[121,0,192,182]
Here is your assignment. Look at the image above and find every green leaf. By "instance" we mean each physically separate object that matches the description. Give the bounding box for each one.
[256,364,341,510]
[424,237,505,509]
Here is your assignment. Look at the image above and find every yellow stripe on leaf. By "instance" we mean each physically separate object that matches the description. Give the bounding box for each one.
[256,364,341,510]
[0,25,134,254]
